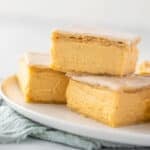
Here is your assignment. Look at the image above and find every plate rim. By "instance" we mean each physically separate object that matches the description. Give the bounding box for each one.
[1,75,150,146]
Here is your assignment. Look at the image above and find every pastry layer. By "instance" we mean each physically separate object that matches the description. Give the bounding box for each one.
[17,52,69,103]
[67,79,150,127]
[50,28,140,76]
[67,72,150,91]
[138,61,150,75]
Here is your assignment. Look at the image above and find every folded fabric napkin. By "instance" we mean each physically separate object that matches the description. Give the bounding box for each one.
[0,99,147,150]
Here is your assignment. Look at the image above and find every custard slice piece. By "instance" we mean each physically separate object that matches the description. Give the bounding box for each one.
[66,73,150,127]
[17,52,69,103]
[138,61,150,75]
[51,28,140,76]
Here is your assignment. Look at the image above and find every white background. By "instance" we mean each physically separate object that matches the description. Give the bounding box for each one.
[0,0,150,30]
[0,0,150,149]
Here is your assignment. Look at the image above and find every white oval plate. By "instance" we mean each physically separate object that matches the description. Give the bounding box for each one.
[1,75,150,146]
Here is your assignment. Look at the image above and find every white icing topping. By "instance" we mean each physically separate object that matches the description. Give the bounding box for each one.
[24,52,50,67]
[67,73,150,91]
[52,26,140,45]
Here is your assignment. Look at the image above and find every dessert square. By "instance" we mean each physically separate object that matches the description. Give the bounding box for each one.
[17,52,69,103]
[66,73,150,127]
[138,61,150,75]
[50,28,140,76]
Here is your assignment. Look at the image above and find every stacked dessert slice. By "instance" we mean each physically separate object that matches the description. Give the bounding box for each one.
[138,61,150,75]
[50,28,150,127]
[17,52,69,103]
[50,28,139,76]
[66,73,150,127]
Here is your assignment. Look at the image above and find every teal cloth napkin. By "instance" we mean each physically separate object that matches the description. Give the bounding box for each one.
[0,99,146,150]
